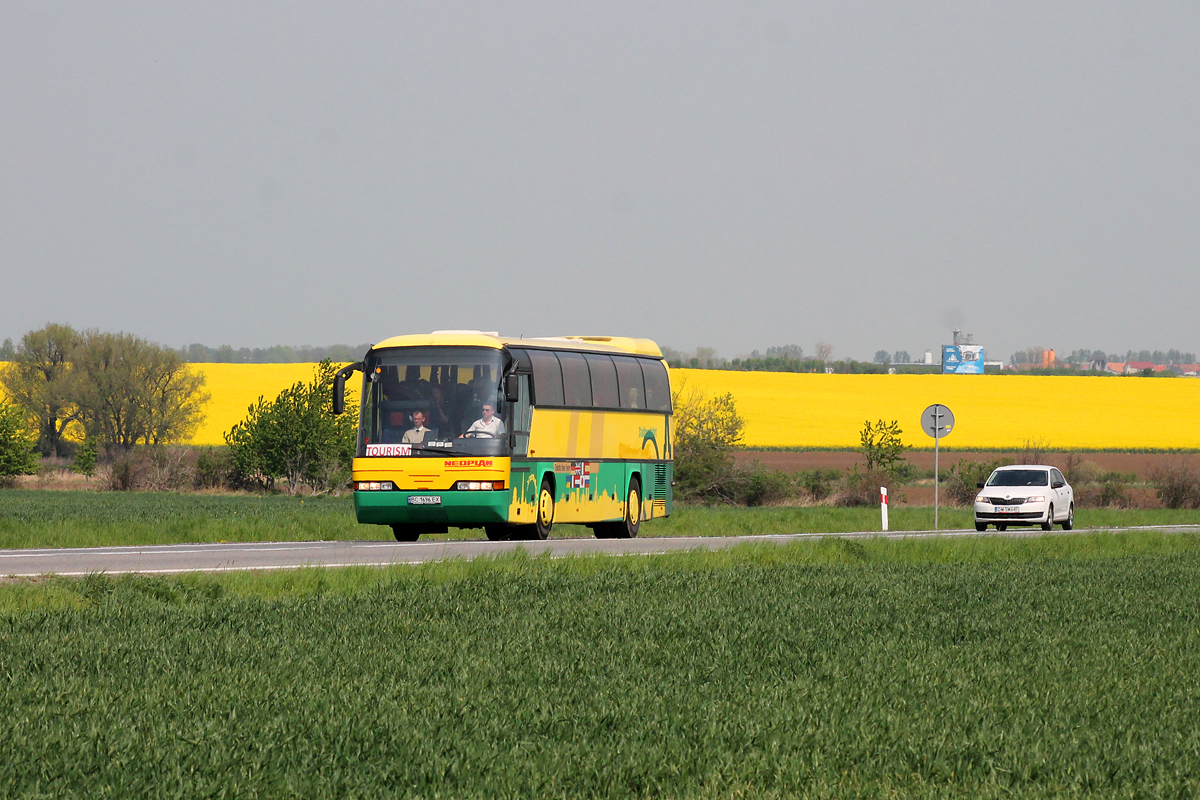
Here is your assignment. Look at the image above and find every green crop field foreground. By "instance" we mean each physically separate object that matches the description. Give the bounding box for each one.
[3,536,1200,798]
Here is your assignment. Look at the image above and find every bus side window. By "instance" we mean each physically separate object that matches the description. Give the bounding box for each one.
[528,350,564,406]
[640,359,672,412]
[584,354,619,408]
[558,352,592,407]
[613,356,645,409]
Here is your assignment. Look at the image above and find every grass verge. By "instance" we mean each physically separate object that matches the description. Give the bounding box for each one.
[3,490,1200,549]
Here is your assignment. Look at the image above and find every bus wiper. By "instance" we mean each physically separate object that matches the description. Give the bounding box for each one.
[415,445,458,455]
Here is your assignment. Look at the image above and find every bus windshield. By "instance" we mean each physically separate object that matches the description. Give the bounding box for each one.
[359,346,510,457]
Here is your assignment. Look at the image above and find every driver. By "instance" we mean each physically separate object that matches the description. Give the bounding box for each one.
[461,402,506,438]
[402,410,433,444]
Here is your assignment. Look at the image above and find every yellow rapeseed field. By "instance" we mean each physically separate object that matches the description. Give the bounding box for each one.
[192,363,334,445]
[673,369,1200,450]
[5,363,1198,449]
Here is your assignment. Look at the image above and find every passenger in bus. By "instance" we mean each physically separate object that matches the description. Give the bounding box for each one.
[425,385,453,431]
[402,410,434,444]
[461,402,506,438]
[380,411,408,443]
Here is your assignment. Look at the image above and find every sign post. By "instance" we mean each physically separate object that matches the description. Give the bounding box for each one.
[921,404,955,530]
[880,486,889,531]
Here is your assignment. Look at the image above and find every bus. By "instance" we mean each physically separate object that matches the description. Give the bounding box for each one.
[333,331,673,541]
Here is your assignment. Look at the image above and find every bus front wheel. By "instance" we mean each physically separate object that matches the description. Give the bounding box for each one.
[392,525,420,542]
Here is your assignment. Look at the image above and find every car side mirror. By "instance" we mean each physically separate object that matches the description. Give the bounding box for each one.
[505,374,520,403]
[976,482,985,489]
[1052,481,1064,489]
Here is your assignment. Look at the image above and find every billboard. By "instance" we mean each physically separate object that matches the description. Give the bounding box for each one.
[942,344,984,374]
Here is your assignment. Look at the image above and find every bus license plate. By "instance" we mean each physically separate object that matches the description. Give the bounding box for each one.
[407,495,442,506]
[996,505,1021,513]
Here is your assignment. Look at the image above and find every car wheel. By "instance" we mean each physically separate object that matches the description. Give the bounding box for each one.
[997,524,1008,532]
[1041,504,1054,531]
[1062,503,1074,531]
[975,521,987,532]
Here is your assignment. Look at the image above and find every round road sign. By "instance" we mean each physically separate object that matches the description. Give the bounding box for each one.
[921,404,955,439]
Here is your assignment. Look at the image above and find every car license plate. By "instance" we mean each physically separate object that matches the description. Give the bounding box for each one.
[407,495,442,506]
[996,505,1021,513]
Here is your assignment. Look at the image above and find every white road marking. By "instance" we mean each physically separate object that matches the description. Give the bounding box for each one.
[3,525,1199,578]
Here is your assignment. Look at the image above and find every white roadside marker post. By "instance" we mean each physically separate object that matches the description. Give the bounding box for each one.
[880,486,889,531]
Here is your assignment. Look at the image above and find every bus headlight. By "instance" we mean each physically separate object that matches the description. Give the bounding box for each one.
[455,481,505,491]
[356,481,394,491]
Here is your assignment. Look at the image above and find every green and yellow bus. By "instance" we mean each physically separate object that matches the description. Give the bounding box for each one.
[333,331,673,541]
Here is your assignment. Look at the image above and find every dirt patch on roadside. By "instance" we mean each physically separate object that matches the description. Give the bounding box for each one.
[736,450,1193,481]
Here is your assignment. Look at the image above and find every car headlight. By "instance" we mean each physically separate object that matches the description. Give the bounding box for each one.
[1026,495,1046,503]
[975,495,985,503]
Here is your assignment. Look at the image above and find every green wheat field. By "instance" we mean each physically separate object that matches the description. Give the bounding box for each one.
[4,528,1200,798]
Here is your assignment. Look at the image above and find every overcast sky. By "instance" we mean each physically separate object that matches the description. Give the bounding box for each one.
[2,2,1198,361]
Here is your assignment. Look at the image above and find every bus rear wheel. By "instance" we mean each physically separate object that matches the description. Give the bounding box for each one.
[595,478,641,539]
[532,477,554,540]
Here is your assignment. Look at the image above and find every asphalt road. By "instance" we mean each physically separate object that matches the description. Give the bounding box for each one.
[4,525,1200,578]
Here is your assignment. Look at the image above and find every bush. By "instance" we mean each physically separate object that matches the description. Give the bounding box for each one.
[106,446,197,491]
[858,419,911,477]
[1149,459,1200,509]
[733,464,796,507]
[1093,472,1137,508]
[797,469,841,502]
[834,466,891,507]
[670,383,745,503]
[0,401,40,487]
[225,361,356,495]
[194,446,234,490]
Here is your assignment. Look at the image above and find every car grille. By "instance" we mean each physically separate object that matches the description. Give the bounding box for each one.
[984,496,1027,505]
[977,511,1043,520]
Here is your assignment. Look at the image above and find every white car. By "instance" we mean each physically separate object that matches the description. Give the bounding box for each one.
[973,465,1074,532]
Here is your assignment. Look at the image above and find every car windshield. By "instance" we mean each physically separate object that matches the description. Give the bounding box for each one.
[358,346,510,457]
[987,469,1049,487]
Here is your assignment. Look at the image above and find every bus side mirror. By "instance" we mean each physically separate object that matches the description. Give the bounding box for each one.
[332,362,362,416]
[505,374,519,403]
[333,376,346,415]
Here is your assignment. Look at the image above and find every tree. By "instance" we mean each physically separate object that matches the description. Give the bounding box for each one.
[764,344,804,360]
[873,350,891,364]
[893,350,911,364]
[72,438,98,479]
[815,342,833,363]
[71,330,209,454]
[0,323,82,457]
[0,401,39,486]
[225,360,357,495]
[858,419,910,476]
[0,338,14,361]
